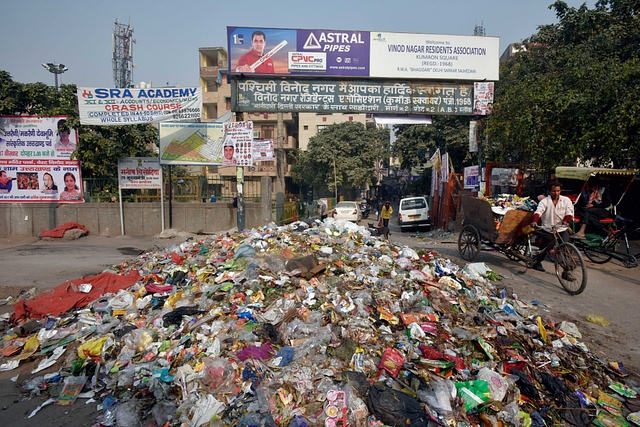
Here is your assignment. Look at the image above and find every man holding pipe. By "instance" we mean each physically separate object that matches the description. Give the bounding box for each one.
[236,31,275,73]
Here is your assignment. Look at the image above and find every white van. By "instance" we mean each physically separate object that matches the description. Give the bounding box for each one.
[398,196,431,231]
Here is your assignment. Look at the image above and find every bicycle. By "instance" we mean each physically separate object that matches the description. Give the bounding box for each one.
[515,225,588,295]
[572,216,639,268]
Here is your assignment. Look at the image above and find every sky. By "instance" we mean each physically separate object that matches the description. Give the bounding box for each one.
[1,0,594,88]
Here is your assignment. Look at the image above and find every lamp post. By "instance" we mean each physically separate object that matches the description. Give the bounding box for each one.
[41,63,68,90]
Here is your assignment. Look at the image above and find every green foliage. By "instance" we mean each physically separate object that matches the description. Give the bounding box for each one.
[392,116,477,173]
[487,0,640,170]
[0,71,157,178]
[290,121,389,194]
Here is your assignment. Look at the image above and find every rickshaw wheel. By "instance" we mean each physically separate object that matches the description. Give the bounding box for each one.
[555,242,588,295]
[506,235,528,262]
[458,225,481,261]
[583,249,612,264]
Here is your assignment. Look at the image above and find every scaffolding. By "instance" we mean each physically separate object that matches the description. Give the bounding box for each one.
[112,19,135,88]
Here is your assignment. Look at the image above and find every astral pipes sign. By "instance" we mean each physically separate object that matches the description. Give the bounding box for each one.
[228,27,499,81]
[77,87,202,125]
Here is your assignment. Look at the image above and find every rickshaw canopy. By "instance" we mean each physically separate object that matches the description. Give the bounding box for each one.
[555,166,636,181]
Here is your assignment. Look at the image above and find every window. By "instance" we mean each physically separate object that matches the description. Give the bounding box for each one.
[401,199,427,209]
[303,125,308,130]
[317,125,328,132]
[262,125,274,140]
[225,97,231,111]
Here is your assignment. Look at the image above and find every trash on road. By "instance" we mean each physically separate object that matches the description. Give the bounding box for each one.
[1,218,638,426]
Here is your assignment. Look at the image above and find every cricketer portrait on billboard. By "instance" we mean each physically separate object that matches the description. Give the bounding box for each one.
[227,27,371,77]
[228,28,296,75]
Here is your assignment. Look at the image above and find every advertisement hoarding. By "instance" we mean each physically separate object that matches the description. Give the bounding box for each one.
[0,159,83,203]
[473,82,494,115]
[118,158,162,189]
[222,122,254,167]
[159,122,225,166]
[233,78,474,115]
[77,87,202,126]
[252,139,274,161]
[0,116,77,160]
[464,166,479,189]
[228,27,499,81]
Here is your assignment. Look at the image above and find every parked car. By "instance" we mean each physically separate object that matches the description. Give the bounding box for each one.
[332,201,362,222]
[398,196,430,231]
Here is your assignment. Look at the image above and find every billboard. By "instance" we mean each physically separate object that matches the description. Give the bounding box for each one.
[0,159,83,203]
[159,122,225,166]
[0,116,77,160]
[118,158,162,189]
[222,121,254,167]
[77,87,202,125]
[232,78,474,115]
[252,139,274,161]
[473,82,494,115]
[228,27,499,81]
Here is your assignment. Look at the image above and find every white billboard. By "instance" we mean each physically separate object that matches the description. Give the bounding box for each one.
[369,32,499,81]
[77,87,202,126]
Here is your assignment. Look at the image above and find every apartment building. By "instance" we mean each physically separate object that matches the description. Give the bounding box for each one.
[199,47,298,195]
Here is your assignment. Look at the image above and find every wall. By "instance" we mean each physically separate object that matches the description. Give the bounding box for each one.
[0,177,274,237]
[0,201,266,237]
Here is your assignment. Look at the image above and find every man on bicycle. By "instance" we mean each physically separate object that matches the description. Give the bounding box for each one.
[530,181,574,272]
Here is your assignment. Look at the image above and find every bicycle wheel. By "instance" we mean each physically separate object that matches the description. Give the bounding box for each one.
[505,235,529,263]
[458,225,481,261]
[555,242,588,295]
[583,248,612,264]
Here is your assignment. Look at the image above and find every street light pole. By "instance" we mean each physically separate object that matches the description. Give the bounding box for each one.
[41,63,68,90]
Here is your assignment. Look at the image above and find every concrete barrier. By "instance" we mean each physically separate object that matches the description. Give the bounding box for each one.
[0,201,272,237]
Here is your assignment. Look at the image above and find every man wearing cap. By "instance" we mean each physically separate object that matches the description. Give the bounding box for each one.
[222,137,236,166]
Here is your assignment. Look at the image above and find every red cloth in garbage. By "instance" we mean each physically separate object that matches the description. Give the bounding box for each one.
[40,222,89,238]
[11,271,141,323]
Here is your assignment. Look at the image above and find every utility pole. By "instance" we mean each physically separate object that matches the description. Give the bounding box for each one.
[235,112,245,230]
[276,112,285,223]
[333,157,338,201]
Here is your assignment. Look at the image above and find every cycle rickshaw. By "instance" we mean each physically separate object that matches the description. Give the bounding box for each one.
[458,196,588,295]
[555,166,639,268]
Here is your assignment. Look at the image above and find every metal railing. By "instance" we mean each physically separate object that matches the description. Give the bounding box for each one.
[82,176,262,203]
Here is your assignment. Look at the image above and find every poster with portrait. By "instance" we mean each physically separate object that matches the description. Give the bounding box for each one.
[222,121,254,167]
[0,116,77,160]
[473,82,494,115]
[0,159,83,203]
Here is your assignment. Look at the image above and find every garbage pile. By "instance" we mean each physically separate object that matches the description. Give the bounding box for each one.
[1,218,639,427]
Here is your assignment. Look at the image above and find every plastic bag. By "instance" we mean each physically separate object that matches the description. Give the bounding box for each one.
[152,400,177,426]
[199,357,238,394]
[416,377,455,415]
[585,314,610,326]
[455,380,491,411]
[366,384,429,427]
[476,367,508,402]
[115,400,141,427]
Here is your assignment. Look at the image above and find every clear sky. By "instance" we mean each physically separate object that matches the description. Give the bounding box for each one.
[1,0,593,88]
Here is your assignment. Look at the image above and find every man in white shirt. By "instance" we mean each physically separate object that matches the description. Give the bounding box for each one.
[530,181,574,271]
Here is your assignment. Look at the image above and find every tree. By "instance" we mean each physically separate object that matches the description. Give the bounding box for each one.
[0,71,157,178]
[393,116,477,173]
[290,121,389,195]
[487,0,640,170]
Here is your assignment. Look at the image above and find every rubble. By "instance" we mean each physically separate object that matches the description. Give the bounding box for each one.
[1,218,639,427]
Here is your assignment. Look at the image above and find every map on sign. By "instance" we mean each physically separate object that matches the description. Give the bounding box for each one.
[159,123,225,165]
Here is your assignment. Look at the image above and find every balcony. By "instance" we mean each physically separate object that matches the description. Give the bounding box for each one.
[200,62,228,78]
[283,135,297,150]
